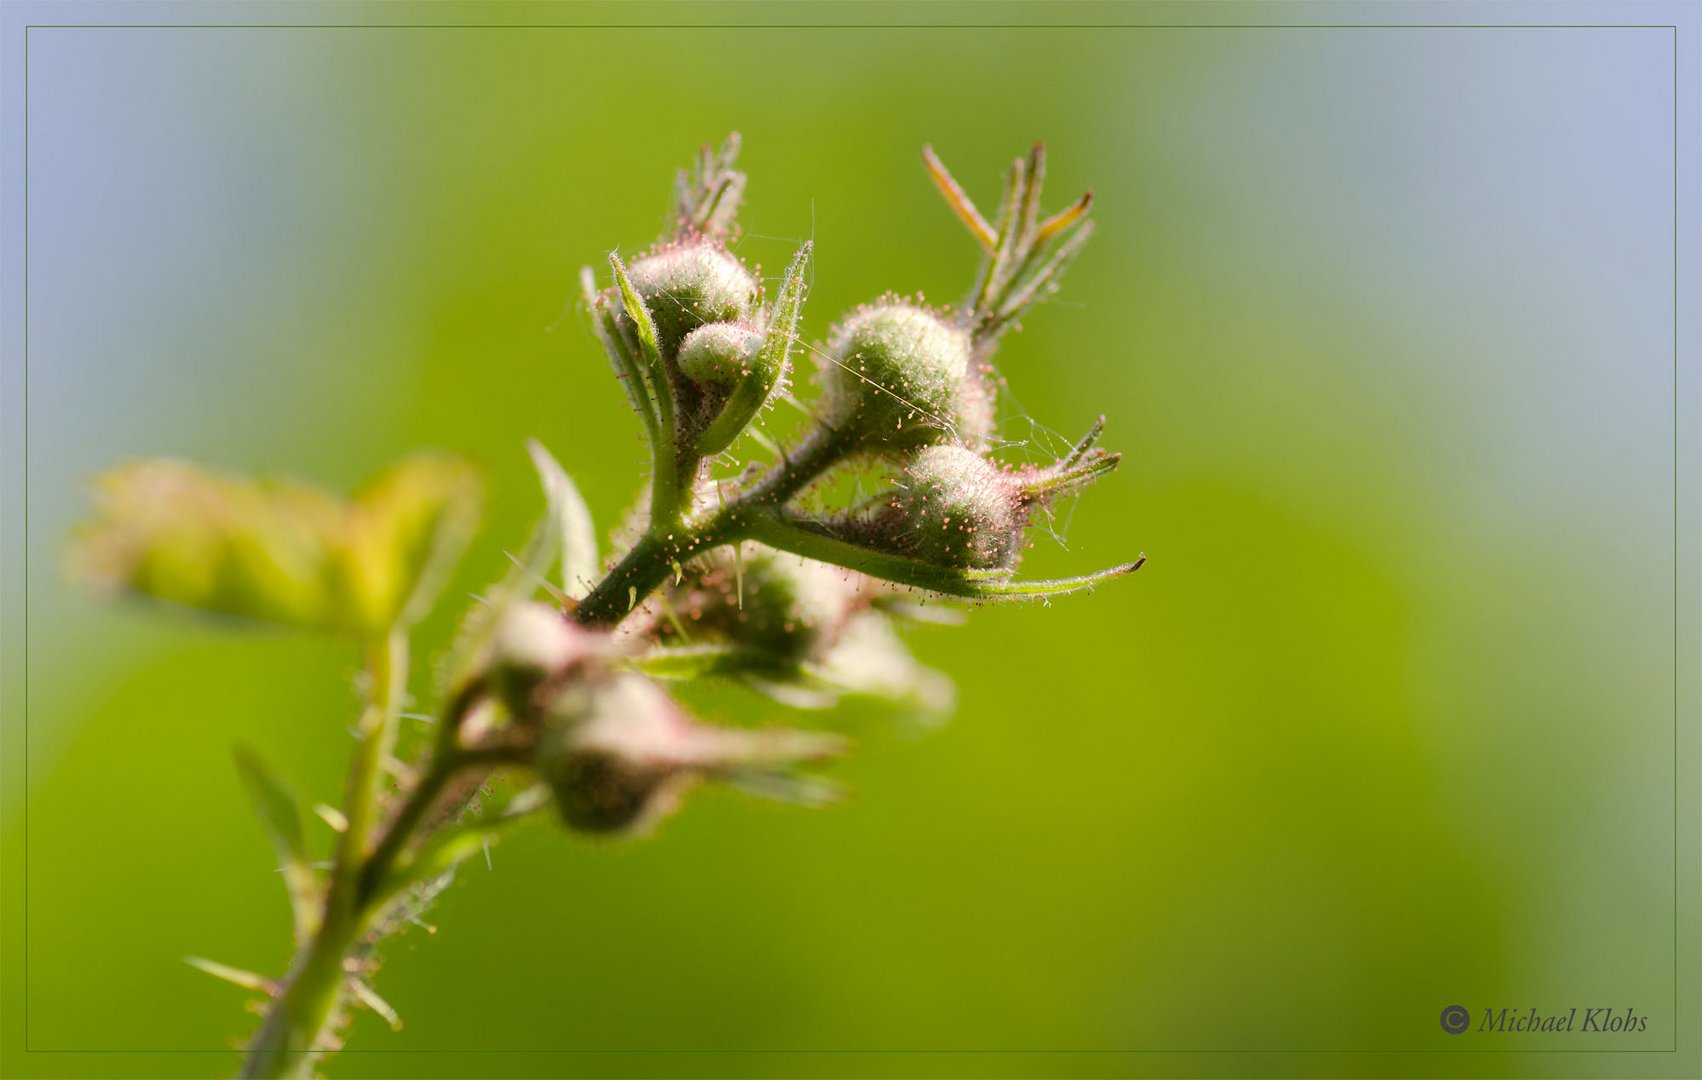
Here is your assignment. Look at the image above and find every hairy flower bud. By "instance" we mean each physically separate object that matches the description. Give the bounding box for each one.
[881,445,1022,571]
[534,672,844,835]
[677,322,765,389]
[622,241,759,355]
[820,301,974,449]
[856,425,1123,575]
[664,545,867,669]
[489,602,595,719]
[535,674,692,834]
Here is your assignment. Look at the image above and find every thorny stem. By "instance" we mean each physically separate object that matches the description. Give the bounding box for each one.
[574,530,690,627]
[738,424,856,507]
[355,677,489,906]
[243,631,407,1078]
[573,425,854,627]
[242,657,529,1076]
[337,632,409,904]
[240,421,894,1075]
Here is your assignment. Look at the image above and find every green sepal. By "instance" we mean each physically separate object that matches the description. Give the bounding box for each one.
[528,440,599,600]
[609,253,668,396]
[695,241,812,457]
[609,251,681,519]
[440,441,592,693]
[743,510,1144,601]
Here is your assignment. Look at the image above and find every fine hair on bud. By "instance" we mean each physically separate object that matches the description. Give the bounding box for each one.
[621,240,760,356]
[876,444,1023,571]
[677,323,765,389]
[820,300,974,450]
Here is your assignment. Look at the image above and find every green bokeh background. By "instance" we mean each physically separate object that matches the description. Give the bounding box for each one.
[6,9,1695,1079]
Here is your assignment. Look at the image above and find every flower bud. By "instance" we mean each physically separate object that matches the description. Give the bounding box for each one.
[622,241,759,355]
[854,424,1122,577]
[534,672,844,835]
[488,601,594,719]
[665,545,867,669]
[880,445,1022,571]
[676,323,765,389]
[820,301,973,449]
[535,674,694,834]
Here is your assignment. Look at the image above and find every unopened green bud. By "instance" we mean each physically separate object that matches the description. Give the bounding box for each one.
[623,241,759,355]
[860,423,1122,575]
[881,445,1022,571]
[820,301,973,449]
[677,322,765,388]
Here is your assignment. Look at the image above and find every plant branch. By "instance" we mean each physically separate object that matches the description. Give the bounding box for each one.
[242,630,408,1078]
[355,678,490,906]
[334,631,409,906]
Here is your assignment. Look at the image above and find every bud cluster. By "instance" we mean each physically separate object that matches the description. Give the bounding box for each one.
[483,601,846,835]
[530,134,1141,835]
[68,132,1145,1067]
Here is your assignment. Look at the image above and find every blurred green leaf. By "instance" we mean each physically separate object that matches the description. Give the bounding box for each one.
[69,460,344,628]
[440,442,588,691]
[526,439,599,600]
[340,453,484,630]
[232,745,320,943]
[70,453,482,635]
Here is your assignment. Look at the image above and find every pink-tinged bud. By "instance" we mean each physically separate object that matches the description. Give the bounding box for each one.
[489,602,597,719]
[622,241,759,355]
[882,445,1022,571]
[535,675,691,834]
[535,673,844,835]
[861,421,1122,574]
[820,301,973,449]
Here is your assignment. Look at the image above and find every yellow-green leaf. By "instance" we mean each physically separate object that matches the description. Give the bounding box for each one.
[339,453,483,631]
[70,454,483,635]
[71,460,343,628]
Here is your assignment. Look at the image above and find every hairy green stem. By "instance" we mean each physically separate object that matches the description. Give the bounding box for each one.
[574,527,719,627]
[740,424,853,507]
[242,631,407,1078]
[574,425,854,628]
[356,763,452,908]
[354,678,486,905]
